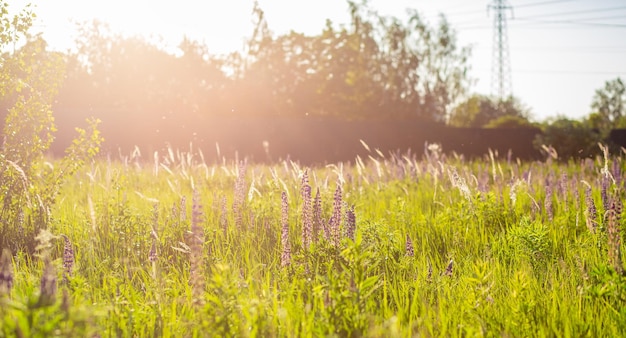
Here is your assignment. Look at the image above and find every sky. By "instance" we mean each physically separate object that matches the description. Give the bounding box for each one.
[9,0,626,122]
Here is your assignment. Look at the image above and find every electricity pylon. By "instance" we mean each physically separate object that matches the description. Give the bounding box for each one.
[488,0,513,101]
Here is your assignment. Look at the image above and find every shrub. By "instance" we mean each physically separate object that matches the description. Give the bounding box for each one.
[533,117,602,160]
[0,1,102,253]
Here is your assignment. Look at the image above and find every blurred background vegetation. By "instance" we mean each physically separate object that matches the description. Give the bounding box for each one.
[1,1,625,160]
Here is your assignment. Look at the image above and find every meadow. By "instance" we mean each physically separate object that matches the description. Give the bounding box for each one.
[1,143,625,337]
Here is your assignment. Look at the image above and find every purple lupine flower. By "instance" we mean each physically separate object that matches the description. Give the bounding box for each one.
[189,190,205,302]
[345,205,355,241]
[559,173,569,213]
[0,249,13,296]
[233,161,246,230]
[405,234,414,257]
[220,195,228,236]
[38,257,57,306]
[61,235,75,285]
[544,177,554,222]
[313,188,323,243]
[426,259,433,283]
[572,175,580,208]
[301,170,310,191]
[281,191,291,267]
[584,184,598,233]
[608,196,623,274]
[149,240,158,263]
[443,259,454,277]
[301,184,313,250]
[601,174,610,212]
[331,184,343,247]
[180,196,187,222]
[150,204,159,264]
[612,159,622,188]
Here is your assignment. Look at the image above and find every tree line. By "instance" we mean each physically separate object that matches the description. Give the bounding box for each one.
[1,0,625,159]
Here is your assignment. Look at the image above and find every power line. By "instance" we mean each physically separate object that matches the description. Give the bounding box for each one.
[514,17,626,28]
[518,5,626,19]
[515,0,576,9]
[475,68,626,75]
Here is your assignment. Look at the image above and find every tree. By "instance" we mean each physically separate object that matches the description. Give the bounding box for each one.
[235,0,471,121]
[533,117,602,160]
[448,94,530,127]
[590,77,626,134]
[0,1,102,253]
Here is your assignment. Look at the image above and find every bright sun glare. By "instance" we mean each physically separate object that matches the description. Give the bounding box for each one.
[23,0,260,55]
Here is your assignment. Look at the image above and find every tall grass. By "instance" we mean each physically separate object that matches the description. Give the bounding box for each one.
[1,144,626,337]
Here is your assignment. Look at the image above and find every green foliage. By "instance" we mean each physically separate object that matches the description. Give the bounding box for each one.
[449,94,531,128]
[56,0,470,126]
[533,117,603,160]
[0,1,103,253]
[1,145,626,336]
[590,77,626,134]
[484,115,535,128]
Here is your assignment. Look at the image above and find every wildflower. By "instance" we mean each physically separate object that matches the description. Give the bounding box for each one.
[443,259,454,277]
[281,191,291,267]
[61,288,70,318]
[233,161,246,230]
[0,249,13,296]
[38,257,57,307]
[405,234,414,257]
[180,196,187,222]
[313,188,325,242]
[331,184,343,247]
[601,174,610,212]
[583,183,597,233]
[301,183,313,250]
[61,235,75,285]
[189,191,205,302]
[612,160,622,188]
[149,239,158,263]
[607,197,623,274]
[426,259,433,283]
[220,195,228,235]
[544,177,554,222]
[345,205,355,241]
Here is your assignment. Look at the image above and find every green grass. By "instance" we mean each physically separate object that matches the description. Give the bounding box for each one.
[1,147,626,337]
